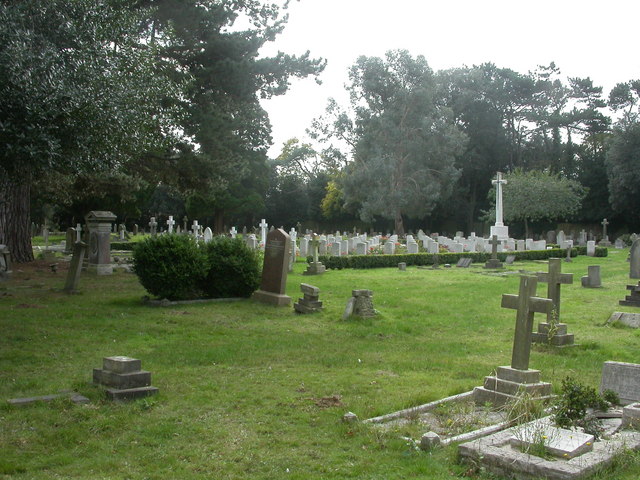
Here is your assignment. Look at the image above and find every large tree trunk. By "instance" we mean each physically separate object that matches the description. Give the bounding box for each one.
[0,177,34,263]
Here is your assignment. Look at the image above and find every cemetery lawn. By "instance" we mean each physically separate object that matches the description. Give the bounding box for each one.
[1,251,639,479]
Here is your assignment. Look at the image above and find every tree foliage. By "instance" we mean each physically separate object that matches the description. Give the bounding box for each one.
[606,122,640,225]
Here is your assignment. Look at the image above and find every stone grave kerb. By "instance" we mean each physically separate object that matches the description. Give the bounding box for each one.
[84,211,116,275]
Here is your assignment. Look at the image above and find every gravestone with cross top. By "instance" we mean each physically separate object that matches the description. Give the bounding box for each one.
[531,258,575,346]
[148,217,158,236]
[484,235,503,269]
[303,233,326,275]
[166,216,175,234]
[599,218,612,246]
[191,220,199,237]
[473,275,554,405]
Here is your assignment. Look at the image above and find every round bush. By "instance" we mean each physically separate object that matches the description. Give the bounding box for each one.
[200,237,261,298]
[132,234,207,300]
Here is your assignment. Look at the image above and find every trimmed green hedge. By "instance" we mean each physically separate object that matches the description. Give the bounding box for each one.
[307,246,607,270]
[111,242,135,251]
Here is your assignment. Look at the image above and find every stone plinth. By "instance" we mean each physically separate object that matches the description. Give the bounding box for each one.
[622,402,640,429]
[85,211,116,275]
[473,366,553,406]
[619,282,640,307]
[93,356,158,401]
[302,261,326,275]
[484,258,503,269]
[489,224,509,240]
[294,283,323,314]
[581,265,601,288]
[342,289,375,320]
[531,322,575,346]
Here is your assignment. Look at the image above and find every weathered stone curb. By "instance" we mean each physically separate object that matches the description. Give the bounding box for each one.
[364,391,473,424]
[143,296,247,307]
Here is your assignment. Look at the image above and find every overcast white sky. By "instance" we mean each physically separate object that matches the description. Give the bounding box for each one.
[259,0,639,157]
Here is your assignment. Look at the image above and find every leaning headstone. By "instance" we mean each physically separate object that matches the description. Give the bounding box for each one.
[630,239,640,279]
[85,211,116,275]
[93,356,159,401]
[532,258,574,346]
[293,283,323,314]
[581,265,602,288]
[607,312,640,328]
[472,275,553,405]
[0,244,12,281]
[505,255,516,265]
[65,227,75,254]
[342,289,376,320]
[600,361,640,405]
[251,229,292,306]
[456,258,472,268]
[63,241,87,293]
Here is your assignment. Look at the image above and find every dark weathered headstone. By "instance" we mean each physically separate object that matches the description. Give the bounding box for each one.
[607,312,640,328]
[484,235,503,269]
[63,241,87,293]
[65,227,75,254]
[630,239,640,279]
[600,361,640,405]
[85,211,116,275]
[581,265,602,288]
[251,228,292,306]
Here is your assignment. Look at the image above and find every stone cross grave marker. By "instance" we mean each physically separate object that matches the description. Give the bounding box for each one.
[501,276,553,370]
[303,234,326,275]
[259,218,268,248]
[149,217,158,236]
[182,216,188,232]
[490,172,509,239]
[191,220,199,237]
[230,226,237,238]
[536,258,573,324]
[166,216,175,233]
[601,218,609,241]
[484,235,503,269]
[251,228,292,306]
[63,241,87,293]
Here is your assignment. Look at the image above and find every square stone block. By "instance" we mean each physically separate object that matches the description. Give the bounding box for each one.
[536,322,568,335]
[105,386,159,401]
[252,290,291,306]
[622,402,640,429]
[496,366,541,384]
[510,420,594,459]
[483,376,552,397]
[103,356,141,374]
[93,368,151,389]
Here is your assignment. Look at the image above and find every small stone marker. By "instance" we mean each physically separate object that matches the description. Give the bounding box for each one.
[251,228,292,306]
[473,275,553,405]
[619,281,640,307]
[581,265,602,288]
[342,289,375,320]
[532,258,574,346]
[484,235,503,269]
[600,361,640,405]
[93,356,158,401]
[149,217,158,236]
[607,312,640,328]
[505,255,516,265]
[0,244,12,281]
[293,283,323,314]
[63,241,87,293]
[456,257,472,268]
[398,262,406,271]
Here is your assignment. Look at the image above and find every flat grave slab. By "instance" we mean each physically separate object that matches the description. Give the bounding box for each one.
[607,312,640,328]
[510,419,594,459]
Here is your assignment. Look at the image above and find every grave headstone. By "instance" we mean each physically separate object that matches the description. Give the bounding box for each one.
[259,218,268,248]
[383,241,395,255]
[556,230,566,246]
[293,283,323,314]
[581,265,602,288]
[484,235,503,269]
[398,262,406,271]
[251,228,292,306]
[599,218,612,246]
[505,255,516,265]
[85,211,116,275]
[547,230,557,244]
[203,227,213,243]
[578,229,587,246]
[166,216,175,233]
[600,361,640,405]
[148,217,158,236]
[65,227,76,254]
[407,241,419,254]
[303,235,326,275]
[615,238,625,249]
[607,312,640,328]
[93,356,159,401]
[630,239,640,279]
[133,224,138,236]
[63,241,87,293]
[0,244,12,281]
[532,258,574,346]
[472,275,553,405]
[456,257,472,268]
[587,240,596,257]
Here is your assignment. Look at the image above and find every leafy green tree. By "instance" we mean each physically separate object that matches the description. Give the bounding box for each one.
[0,0,179,262]
[318,50,466,235]
[494,169,586,238]
[605,122,640,226]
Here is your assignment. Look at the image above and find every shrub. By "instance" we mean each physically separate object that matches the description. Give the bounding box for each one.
[200,237,261,298]
[132,234,207,300]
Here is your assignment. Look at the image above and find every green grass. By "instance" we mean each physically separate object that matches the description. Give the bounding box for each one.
[1,250,639,479]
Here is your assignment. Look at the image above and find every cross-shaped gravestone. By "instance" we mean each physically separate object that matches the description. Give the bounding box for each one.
[259,218,268,247]
[166,216,175,234]
[182,216,188,232]
[149,217,158,236]
[230,226,237,238]
[501,276,553,370]
[76,223,82,243]
[489,235,500,259]
[536,258,573,324]
[191,220,199,237]
[311,234,320,264]
[601,218,609,239]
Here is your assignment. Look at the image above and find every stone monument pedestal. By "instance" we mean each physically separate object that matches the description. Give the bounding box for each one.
[85,211,116,275]
[484,258,503,269]
[531,322,575,346]
[620,282,640,307]
[303,261,326,275]
[93,356,158,401]
[294,283,323,313]
[251,289,291,306]
[472,366,553,406]
[489,224,509,240]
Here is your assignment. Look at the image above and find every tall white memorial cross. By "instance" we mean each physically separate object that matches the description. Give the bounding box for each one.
[259,218,268,247]
[191,220,199,237]
[490,171,509,240]
[230,226,237,238]
[166,216,175,233]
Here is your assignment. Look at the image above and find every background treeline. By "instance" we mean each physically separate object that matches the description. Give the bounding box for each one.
[2,1,639,262]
